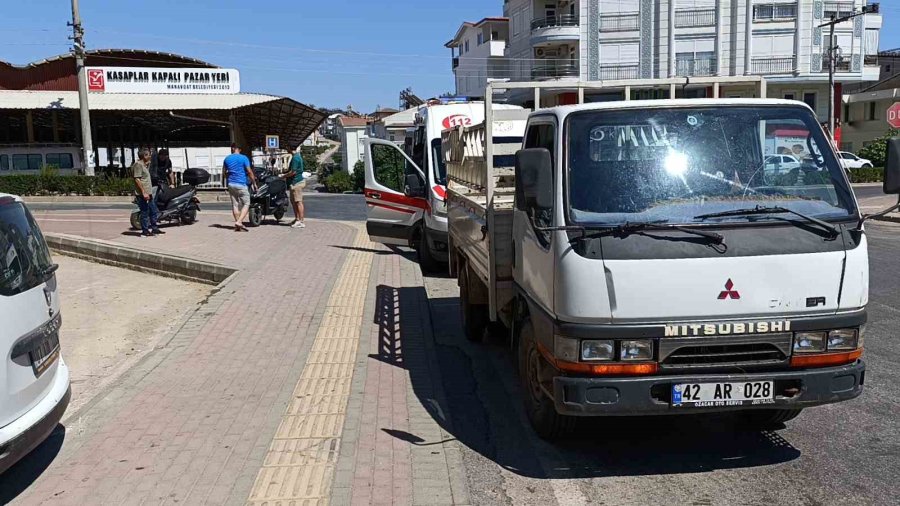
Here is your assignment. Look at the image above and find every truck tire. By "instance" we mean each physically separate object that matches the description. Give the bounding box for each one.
[517,319,575,440]
[459,265,488,342]
[418,226,442,274]
[738,408,803,429]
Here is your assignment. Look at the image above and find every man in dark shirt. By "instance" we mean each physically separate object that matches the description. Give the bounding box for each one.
[153,149,176,189]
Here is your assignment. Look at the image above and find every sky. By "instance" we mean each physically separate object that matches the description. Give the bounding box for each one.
[1,0,899,113]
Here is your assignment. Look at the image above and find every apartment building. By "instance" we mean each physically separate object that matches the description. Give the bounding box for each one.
[483,1,884,121]
[337,116,368,172]
[446,18,511,98]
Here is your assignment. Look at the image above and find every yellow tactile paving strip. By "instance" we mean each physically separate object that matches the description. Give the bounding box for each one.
[247,226,372,505]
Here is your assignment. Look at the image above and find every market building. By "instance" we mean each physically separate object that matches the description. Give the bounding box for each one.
[0,49,324,183]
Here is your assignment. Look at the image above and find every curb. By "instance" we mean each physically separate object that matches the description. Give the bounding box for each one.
[45,233,237,286]
[23,194,231,204]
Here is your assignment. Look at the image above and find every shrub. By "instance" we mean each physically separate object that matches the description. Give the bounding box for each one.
[324,171,354,193]
[857,129,899,168]
[0,175,134,196]
[848,166,884,184]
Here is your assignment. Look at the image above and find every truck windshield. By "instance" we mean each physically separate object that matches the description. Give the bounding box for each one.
[431,139,447,186]
[565,105,855,225]
[0,199,54,296]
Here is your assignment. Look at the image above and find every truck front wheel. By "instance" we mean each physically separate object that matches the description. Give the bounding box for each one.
[517,319,575,440]
[459,264,488,342]
[738,408,803,429]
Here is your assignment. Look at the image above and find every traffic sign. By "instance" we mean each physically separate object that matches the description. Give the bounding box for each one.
[266,135,280,150]
[888,102,900,129]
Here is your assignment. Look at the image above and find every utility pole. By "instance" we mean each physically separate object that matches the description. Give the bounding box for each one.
[70,0,95,175]
[819,3,880,147]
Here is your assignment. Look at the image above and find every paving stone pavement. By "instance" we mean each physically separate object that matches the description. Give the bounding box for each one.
[8,211,470,506]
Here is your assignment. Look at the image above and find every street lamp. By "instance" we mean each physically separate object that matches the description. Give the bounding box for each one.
[819,3,879,146]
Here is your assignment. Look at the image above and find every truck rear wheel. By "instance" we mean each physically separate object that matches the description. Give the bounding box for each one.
[518,319,575,440]
[459,265,488,342]
[738,408,803,429]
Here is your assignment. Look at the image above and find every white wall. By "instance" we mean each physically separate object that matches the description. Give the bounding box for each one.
[340,126,367,172]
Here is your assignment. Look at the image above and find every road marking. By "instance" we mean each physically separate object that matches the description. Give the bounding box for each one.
[247,224,372,505]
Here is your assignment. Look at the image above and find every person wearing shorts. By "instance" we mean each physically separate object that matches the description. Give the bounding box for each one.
[222,144,257,231]
[286,150,306,228]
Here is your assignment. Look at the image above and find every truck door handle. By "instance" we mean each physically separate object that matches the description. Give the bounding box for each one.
[370,192,382,199]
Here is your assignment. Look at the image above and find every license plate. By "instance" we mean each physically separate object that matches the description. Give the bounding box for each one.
[672,381,775,407]
[29,332,61,377]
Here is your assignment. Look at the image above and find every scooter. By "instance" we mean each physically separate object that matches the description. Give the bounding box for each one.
[248,168,289,227]
[130,168,209,230]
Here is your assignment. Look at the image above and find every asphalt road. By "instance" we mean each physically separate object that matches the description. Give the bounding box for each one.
[420,221,900,505]
[25,192,369,222]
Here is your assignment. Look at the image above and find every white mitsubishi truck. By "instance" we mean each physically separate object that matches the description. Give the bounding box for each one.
[442,82,900,439]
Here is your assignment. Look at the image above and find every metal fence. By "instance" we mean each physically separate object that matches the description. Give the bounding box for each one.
[751,57,796,74]
[598,13,640,32]
[597,64,640,80]
[674,9,716,28]
[676,56,717,77]
[531,15,579,31]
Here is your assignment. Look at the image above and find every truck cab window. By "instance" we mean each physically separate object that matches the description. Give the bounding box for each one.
[523,122,556,238]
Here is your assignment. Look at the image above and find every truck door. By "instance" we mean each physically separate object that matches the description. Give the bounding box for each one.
[364,138,428,246]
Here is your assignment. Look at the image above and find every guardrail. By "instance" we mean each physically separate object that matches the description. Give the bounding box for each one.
[598,64,640,80]
[599,13,639,32]
[532,63,580,80]
[675,8,716,28]
[531,15,579,30]
[751,57,795,74]
[676,57,717,77]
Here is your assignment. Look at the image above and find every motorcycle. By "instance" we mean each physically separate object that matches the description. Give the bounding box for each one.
[248,168,289,227]
[130,168,209,230]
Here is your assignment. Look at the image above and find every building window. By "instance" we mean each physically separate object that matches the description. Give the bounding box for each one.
[465,40,469,53]
[12,154,43,171]
[46,153,74,169]
[867,102,877,121]
[753,3,798,21]
[0,154,8,171]
[477,33,484,45]
[803,92,817,111]
[784,92,795,100]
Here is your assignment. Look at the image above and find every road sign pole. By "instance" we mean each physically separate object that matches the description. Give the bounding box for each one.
[827,18,836,146]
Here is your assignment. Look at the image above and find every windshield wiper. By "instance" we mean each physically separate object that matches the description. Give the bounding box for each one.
[694,205,839,238]
[572,220,724,244]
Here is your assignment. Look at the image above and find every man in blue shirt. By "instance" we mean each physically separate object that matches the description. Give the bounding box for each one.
[285,150,306,228]
[222,144,257,231]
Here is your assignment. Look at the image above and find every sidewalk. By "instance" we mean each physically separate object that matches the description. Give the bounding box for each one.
[7,211,467,505]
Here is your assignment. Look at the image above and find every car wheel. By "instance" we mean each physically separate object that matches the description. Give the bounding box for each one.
[862,163,873,169]
[518,319,575,440]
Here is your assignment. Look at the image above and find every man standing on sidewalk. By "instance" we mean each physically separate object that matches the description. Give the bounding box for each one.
[222,143,257,232]
[286,149,306,228]
[132,148,163,237]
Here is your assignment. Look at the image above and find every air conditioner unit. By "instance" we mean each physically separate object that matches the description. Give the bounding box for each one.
[536,48,546,57]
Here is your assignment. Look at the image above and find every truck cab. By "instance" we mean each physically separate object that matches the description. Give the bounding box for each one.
[446,88,900,439]
[363,102,522,271]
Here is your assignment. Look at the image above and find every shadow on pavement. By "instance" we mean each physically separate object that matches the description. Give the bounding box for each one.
[0,425,66,503]
[372,284,801,480]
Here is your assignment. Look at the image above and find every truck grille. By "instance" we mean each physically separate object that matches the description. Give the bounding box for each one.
[658,333,792,370]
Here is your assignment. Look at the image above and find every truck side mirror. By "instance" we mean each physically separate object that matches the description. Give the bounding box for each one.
[404,173,425,198]
[516,148,553,212]
[883,138,900,195]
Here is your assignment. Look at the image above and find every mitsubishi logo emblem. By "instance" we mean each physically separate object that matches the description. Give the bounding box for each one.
[718,279,740,300]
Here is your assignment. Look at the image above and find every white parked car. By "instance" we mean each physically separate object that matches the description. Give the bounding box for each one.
[764,154,802,176]
[0,193,70,474]
[838,151,874,170]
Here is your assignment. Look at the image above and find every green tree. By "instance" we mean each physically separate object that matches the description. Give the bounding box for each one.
[352,160,365,193]
[324,171,354,193]
[299,146,320,172]
[857,129,899,168]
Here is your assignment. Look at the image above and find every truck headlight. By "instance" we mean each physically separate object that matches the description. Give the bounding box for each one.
[793,332,827,353]
[581,340,614,361]
[620,340,653,361]
[827,329,859,351]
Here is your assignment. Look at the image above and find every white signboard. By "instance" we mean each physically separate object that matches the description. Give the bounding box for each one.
[86,67,241,94]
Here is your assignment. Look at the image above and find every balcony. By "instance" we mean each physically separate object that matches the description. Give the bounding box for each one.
[675,56,717,77]
[598,63,639,80]
[532,62,580,80]
[599,13,639,33]
[751,56,795,74]
[824,2,854,20]
[753,3,798,22]
[820,54,852,72]
[864,54,879,66]
[530,15,580,45]
[675,9,716,28]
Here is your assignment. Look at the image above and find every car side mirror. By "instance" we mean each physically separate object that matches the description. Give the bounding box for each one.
[404,174,425,198]
[883,138,900,195]
[516,148,553,212]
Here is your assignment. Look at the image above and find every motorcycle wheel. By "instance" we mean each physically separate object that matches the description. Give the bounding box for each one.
[273,207,285,222]
[249,206,262,227]
[130,212,141,231]
[181,209,198,225]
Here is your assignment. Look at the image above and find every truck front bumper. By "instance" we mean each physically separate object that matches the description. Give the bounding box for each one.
[553,360,865,416]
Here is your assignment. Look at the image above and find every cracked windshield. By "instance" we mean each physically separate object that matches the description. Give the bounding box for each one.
[0,0,898,505]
